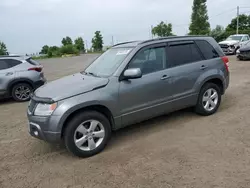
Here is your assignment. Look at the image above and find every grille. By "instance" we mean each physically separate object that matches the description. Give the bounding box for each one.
[28,99,37,112]
[219,44,229,48]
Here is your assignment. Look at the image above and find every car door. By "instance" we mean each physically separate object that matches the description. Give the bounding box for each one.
[118,43,174,127]
[241,36,250,47]
[165,41,205,110]
[0,59,16,94]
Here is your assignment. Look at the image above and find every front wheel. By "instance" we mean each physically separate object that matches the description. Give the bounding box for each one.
[195,83,221,116]
[64,111,111,158]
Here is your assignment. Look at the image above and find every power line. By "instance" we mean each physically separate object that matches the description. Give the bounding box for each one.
[209,8,236,20]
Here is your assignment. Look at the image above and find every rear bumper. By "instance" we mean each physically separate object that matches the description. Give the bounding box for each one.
[33,79,46,90]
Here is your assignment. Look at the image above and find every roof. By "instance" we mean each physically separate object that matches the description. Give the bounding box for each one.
[0,55,29,60]
[231,34,248,36]
[112,35,212,48]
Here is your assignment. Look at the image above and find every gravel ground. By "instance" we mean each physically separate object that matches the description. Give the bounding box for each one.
[1,55,250,188]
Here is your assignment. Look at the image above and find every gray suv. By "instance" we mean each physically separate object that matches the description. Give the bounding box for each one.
[0,56,46,101]
[27,36,229,157]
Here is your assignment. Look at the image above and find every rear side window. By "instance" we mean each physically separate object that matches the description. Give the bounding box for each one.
[0,60,9,70]
[167,42,203,67]
[6,59,22,67]
[196,40,219,59]
[26,58,40,66]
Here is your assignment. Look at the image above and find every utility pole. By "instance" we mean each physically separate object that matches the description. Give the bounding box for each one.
[237,6,239,34]
[151,25,153,39]
[85,40,88,52]
[111,36,114,46]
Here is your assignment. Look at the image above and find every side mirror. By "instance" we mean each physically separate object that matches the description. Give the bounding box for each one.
[123,68,142,80]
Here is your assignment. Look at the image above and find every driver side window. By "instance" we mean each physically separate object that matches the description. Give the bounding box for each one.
[242,36,249,42]
[127,46,166,75]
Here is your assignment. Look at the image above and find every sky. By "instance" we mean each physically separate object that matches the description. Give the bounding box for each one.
[0,0,249,54]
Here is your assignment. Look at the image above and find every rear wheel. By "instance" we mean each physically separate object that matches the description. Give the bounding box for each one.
[195,83,221,116]
[64,111,111,158]
[11,83,32,102]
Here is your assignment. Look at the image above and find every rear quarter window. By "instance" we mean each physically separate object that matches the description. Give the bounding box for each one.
[196,40,219,59]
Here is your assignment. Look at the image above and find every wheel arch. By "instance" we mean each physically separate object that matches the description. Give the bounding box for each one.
[7,78,34,94]
[61,104,115,138]
[200,77,224,95]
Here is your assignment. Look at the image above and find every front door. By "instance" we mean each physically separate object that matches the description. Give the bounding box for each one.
[118,44,173,127]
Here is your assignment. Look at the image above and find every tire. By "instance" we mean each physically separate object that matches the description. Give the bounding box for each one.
[195,83,221,116]
[64,111,111,158]
[11,83,32,102]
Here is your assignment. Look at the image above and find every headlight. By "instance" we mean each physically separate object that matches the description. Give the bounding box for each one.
[34,103,57,116]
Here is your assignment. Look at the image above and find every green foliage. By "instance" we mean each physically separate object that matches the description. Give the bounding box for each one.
[48,46,61,58]
[60,44,79,55]
[40,45,49,54]
[62,36,73,46]
[91,31,103,52]
[152,21,174,37]
[74,37,85,52]
[189,0,210,35]
[226,14,250,34]
[210,25,227,42]
[0,41,8,55]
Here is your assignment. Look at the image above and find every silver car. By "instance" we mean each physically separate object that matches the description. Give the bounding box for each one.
[0,56,46,101]
[27,36,230,157]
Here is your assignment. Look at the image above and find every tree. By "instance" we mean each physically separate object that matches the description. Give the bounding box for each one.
[210,25,227,42]
[91,31,103,52]
[62,36,73,46]
[47,46,61,57]
[60,44,79,55]
[152,21,174,37]
[189,0,210,35]
[0,41,8,55]
[226,14,250,33]
[74,37,85,52]
[40,45,49,54]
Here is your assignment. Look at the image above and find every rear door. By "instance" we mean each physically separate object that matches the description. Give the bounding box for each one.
[165,41,205,109]
[0,59,16,93]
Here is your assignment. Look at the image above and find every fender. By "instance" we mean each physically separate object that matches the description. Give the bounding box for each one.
[194,69,225,94]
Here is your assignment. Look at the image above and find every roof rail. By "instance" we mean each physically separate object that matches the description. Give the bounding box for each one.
[140,35,207,44]
[112,41,139,47]
[0,55,22,58]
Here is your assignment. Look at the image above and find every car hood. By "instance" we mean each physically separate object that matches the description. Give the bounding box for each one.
[240,45,250,52]
[34,73,109,101]
[219,40,239,45]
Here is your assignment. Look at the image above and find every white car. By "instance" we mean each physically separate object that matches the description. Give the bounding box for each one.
[219,34,250,55]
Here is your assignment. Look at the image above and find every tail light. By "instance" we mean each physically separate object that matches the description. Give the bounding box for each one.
[221,56,229,72]
[28,66,43,72]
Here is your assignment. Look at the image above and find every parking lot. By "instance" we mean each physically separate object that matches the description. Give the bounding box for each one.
[1,55,250,188]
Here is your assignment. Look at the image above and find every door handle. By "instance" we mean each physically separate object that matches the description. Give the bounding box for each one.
[161,75,170,80]
[200,65,208,70]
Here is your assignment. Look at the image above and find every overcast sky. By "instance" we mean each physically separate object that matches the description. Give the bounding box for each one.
[0,0,249,54]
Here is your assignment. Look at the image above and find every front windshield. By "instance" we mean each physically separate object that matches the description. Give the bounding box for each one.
[226,35,242,41]
[84,48,132,77]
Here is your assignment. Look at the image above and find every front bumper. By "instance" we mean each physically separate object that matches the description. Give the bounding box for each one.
[27,113,61,143]
[237,51,250,60]
[221,47,235,55]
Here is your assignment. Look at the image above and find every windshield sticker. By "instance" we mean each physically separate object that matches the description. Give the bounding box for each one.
[116,50,131,55]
